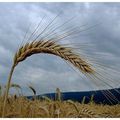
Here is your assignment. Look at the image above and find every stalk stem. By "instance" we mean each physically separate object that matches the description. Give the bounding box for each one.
[2,64,15,117]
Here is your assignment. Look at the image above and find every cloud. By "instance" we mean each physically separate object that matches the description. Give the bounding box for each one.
[0,3,120,95]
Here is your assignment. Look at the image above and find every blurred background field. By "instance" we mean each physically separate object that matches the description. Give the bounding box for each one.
[0,87,120,118]
[0,95,120,118]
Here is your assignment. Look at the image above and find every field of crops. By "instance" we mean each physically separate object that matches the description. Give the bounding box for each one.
[0,95,120,118]
[1,3,120,118]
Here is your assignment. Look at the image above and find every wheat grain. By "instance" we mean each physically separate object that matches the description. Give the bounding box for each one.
[14,40,94,73]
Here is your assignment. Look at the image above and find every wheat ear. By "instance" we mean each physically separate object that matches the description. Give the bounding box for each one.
[55,88,61,101]
[2,40,94,117]
[28,85,36,96]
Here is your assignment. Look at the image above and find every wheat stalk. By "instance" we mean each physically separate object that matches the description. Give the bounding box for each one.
[55,88,61,101]
[2,40,94,117]
[81,96,86,104]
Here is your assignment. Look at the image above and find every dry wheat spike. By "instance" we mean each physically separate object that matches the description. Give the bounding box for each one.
[14,40,94,73]
[55,88,62,101]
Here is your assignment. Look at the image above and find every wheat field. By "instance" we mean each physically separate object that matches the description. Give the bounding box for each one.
[0,95,120,118]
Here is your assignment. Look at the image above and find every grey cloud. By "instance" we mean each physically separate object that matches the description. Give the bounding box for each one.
[0,3,120,95]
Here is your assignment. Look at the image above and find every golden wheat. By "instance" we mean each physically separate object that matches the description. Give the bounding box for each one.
[4,112,20,118]
[66,100,79,113]
[2,39,95,117]
[14,40,94,73]
[79,107,99,118]
[0,95,120,117]
[38,106,50,117]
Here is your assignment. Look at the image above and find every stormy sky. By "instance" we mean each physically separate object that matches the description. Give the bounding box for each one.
[0,2,120,95]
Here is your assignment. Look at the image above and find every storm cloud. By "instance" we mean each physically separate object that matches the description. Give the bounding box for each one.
[0,2,120,95]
